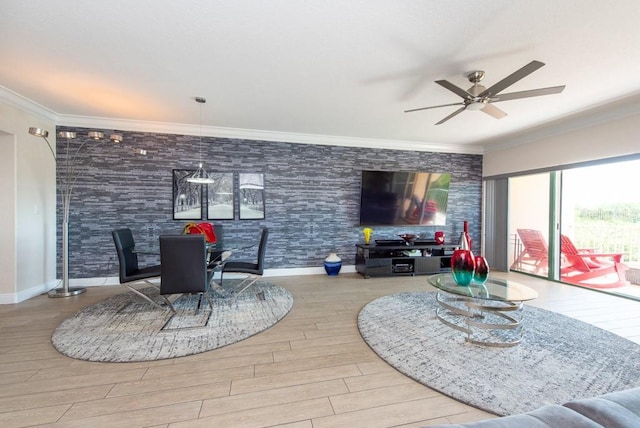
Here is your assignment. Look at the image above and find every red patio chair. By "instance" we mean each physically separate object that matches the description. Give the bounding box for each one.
[511,229,549,274]
[560,235,629,289]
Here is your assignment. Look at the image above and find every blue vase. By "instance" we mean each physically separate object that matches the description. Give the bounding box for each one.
[324,253,342,276]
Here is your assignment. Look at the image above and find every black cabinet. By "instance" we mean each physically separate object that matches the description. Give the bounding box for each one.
[356,240,457,278]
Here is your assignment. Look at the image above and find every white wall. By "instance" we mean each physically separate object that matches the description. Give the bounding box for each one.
[0,132,16,298]
[0,101,57,303]
[483,109,640,177]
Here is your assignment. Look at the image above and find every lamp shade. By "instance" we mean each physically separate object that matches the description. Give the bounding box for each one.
[58,131,76,139]
[187,163,215,184]
[28,127,49,138]
[88,131,104,140]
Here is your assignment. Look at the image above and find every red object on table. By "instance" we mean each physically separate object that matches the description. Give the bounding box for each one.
[183,222,217,243]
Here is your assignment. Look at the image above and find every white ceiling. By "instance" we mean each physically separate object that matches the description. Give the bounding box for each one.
[2,0,640,152]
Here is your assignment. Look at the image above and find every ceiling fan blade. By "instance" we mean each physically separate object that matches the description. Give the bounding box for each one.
[435,80,472,99]
[491,85,566,102]
[481,103,507,120]
[435,106,466,125]
[404,102,464,113]
[478,60,545,98]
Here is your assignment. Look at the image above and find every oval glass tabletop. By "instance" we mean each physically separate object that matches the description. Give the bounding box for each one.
[428,273,538,302]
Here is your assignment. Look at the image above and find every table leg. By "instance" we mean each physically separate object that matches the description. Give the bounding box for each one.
[435,291,525,347]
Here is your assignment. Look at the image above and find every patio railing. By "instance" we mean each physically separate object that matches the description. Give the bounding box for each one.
[572,224,640,264]
[511,225,640,286]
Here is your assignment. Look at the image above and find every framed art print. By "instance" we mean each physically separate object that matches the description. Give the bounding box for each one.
[238,173,265,220]
[206,172,234,220]
[172,169,203,220]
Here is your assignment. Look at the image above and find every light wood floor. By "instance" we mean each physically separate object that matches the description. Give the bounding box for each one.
[1,271,639,428]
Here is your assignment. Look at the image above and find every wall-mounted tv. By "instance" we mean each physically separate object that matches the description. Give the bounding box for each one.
[359,170,451,226]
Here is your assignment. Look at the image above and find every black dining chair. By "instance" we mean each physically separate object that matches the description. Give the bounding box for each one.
[112,228,165,309]
[219,227,268,294]
[160,234,214,313]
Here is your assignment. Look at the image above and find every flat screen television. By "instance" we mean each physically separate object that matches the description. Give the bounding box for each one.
[359,170,451,226]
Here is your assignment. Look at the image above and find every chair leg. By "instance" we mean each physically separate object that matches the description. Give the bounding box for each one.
[195,293,205,315]
[161,295,176,313]
[206,268,220,290]
[123,284,166,310]
[217,271,260,294]
[203,292,213,310]
[143,279,160,290]
[193,293,214,314]
[235,275,260,294]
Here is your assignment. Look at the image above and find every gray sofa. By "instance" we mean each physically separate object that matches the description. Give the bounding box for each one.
[430,387,640,427]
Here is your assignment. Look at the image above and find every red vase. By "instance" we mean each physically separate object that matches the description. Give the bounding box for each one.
[457,222,474,265]
[474,255,489,284]
[463,220,472,251]
[451,249,475,286]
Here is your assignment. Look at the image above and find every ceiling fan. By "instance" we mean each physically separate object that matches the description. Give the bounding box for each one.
[404,60,565,125]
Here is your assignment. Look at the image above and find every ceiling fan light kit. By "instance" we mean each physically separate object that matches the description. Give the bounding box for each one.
[465,100,487,111]
[405,60,566,125]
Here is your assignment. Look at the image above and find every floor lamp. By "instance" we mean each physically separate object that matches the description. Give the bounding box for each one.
[28,127,123,298]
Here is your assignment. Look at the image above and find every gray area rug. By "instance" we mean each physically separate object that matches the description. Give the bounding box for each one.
[52,281,293,362]
[358,291,640,416]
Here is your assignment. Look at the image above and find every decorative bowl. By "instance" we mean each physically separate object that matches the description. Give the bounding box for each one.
[398,233,417,245]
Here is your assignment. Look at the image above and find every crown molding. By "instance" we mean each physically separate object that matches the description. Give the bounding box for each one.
[4,84,638,157]
[1,85,481,154]
[0,85,58,122]
[58,114,484,155]
[482,92,640,153]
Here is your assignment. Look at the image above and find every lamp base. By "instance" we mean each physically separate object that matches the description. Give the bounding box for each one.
[48,287,87,298]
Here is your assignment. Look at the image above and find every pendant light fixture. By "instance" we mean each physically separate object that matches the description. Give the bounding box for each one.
[187,97,215,184]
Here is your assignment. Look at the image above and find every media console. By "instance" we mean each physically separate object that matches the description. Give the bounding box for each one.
[356,239,457,278]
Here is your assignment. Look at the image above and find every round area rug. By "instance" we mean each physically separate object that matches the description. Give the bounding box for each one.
[358,291,640,416]
[52,281,293,362]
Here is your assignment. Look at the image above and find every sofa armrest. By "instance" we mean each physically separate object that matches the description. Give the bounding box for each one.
[426,387,640,428]
[563,387,640,428]
[427,405,600,427]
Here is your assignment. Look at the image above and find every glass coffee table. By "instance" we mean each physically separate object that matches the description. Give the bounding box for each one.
[427,273,538,347]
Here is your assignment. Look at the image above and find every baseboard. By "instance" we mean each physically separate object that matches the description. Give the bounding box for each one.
[0,280,58,304]
[73,265,356,286]
[13,265,357,297]
[264,265,356,277]
[1,266,356,303]
[71,277,123,287]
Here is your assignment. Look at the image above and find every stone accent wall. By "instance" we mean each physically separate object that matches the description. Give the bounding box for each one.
[57,127,483,278]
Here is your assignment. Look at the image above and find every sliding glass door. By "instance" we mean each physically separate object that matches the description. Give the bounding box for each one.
[509,173,552,277]
[559,160,640,297]
[503,157,640,300]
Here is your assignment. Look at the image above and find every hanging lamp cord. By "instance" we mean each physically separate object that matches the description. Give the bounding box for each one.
[196,96,206,166]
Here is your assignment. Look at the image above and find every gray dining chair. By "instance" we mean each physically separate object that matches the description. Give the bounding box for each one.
[219,227,268,294]
[112,228,165,309]
[160,234,214,313]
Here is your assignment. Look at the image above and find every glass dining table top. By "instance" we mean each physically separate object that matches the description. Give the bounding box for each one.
[132,241,224,255]
[428,273,538,302]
